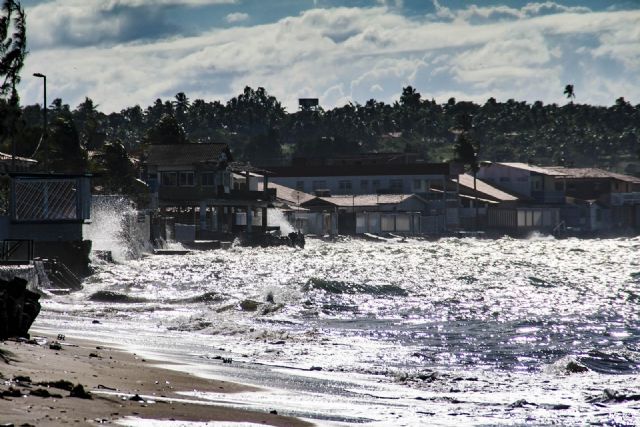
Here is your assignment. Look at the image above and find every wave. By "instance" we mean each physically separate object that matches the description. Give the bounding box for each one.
[88,291,148,303]
[577,350,640,374]
[303,278,408,296]
[172,292,226,304]
[549,349,640,375]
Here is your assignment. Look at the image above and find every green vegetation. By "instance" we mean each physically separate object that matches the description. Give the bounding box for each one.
[4,84,640,186]
[28,86,639,169]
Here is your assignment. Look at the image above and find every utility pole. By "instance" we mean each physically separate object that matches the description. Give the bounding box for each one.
[33,73,47,169]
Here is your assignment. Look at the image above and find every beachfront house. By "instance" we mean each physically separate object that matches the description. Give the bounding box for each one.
[475,162,640,234]
[545,167,640,232]
[145,143,276,241]
[472,162,565,233]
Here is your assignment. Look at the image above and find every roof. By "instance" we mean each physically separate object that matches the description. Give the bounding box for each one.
[545,167,640,184]
[228,162,271,175]
[458,193,499,204]
[257,181,315,205]
[146,143,230,166]
[455,173,520,202]
[0,152,38,164]
[266,163,453,178]
[303,194,424,208]
[496,162,567,176]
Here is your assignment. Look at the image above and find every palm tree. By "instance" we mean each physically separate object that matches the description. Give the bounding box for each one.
[0,0,26,102]
[563,84,575,101]
[1,0,26,171]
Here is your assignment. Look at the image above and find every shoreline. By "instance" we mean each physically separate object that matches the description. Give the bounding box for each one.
[0,333,314,426]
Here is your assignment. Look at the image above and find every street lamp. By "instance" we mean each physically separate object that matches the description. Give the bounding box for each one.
[33,73,47,168]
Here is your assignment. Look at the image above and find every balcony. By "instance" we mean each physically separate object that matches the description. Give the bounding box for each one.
[531,190,565,204]
[157,186,276,203]
[158,186,216,202]
[610,192,640,206]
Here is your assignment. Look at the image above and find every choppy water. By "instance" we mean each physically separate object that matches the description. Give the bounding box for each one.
[36,236,640,426]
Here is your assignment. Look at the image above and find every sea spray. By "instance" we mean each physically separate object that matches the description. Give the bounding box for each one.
[83,195,151,262]
[267,208,296,234]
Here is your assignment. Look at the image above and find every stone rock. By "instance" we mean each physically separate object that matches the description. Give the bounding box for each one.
[0,277,41,339]
[69,384,92,399]
[565,360,589,373]
[239,299,259,311]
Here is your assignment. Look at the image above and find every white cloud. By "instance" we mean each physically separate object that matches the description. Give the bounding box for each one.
[225,12,249,23]
[25,0,237,48]
[376,0,403,8]
[18,3,640,112]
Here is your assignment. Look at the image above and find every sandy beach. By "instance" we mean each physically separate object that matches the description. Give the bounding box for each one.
[0,334,314,426]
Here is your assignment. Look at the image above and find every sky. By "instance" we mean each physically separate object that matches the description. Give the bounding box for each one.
[15,0,640,113]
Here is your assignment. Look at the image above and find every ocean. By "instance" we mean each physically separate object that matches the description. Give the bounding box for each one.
[35,235,640,426]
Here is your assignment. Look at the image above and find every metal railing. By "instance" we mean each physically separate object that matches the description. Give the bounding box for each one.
[610,192,640,206]
[0,239,34,264]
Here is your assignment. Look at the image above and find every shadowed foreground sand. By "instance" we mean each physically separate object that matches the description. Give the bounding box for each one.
[0,335,314,426]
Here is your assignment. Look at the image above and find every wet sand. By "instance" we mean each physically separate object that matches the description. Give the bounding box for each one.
[0,335,313,426]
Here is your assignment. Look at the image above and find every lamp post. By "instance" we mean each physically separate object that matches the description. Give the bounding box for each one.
[33,73,47,168]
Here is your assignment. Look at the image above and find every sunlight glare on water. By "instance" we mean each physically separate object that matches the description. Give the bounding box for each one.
[38,236,640,425]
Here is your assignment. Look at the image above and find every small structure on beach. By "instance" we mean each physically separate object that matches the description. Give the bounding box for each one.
[300,194,429,235]
[0,172,93,277]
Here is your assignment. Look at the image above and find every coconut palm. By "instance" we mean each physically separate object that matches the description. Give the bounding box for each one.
[0,0,26,102]
[563,84,575,100]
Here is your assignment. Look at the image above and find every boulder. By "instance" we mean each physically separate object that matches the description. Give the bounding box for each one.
[0,277,42,339]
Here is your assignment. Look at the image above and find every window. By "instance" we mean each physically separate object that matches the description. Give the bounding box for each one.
[160,172,177,186]
[179,171,195,186]
[201,172,215,187]
[372,180,381,191]
[296,181,305,191]
[312,180,327,190]
[413,179,421,191]
[390,179,403,192]
[338,180,352,193]
[360,180,369,192]
[554,181,563,191]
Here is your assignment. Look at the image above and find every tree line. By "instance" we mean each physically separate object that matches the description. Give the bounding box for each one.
[7,86,640,166]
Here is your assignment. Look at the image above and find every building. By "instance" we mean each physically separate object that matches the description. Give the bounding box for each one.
[300,194,429,235]
[145,143,276,241]
[545,167,640,232]
[265,158,461,231]
[475,162,640,234]
[477,162,566,204]
[454,172,563,233]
